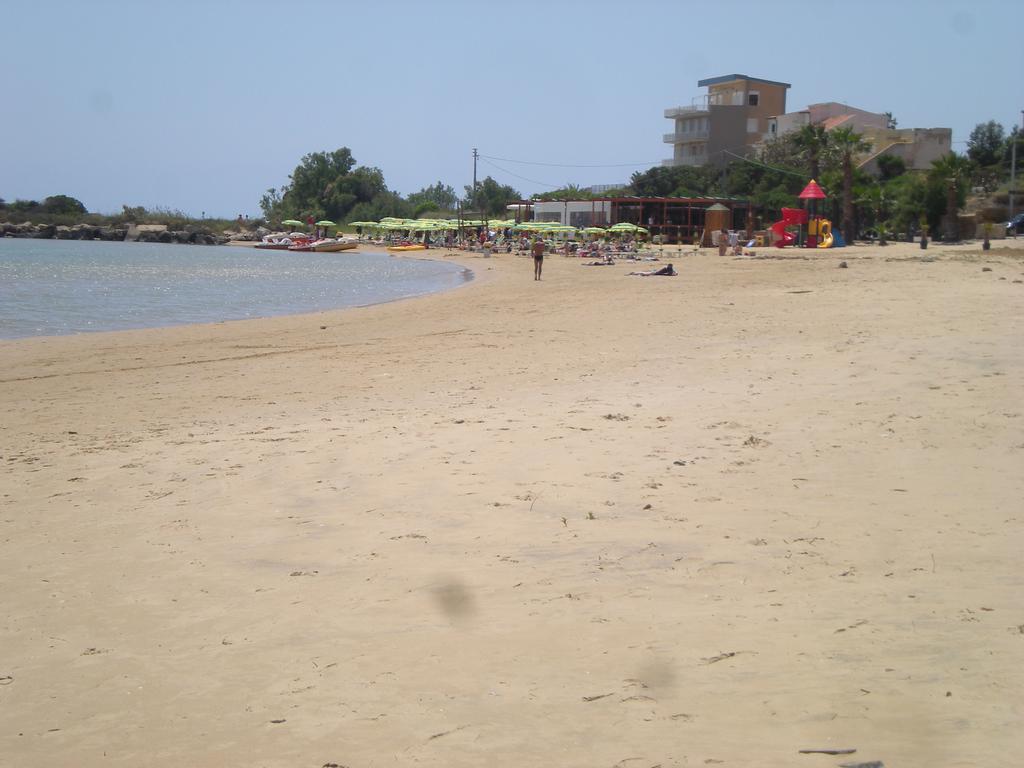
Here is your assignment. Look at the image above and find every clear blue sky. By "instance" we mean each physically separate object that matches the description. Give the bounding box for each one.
[2,0,1021,217]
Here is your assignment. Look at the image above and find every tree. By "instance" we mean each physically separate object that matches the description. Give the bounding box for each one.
[259,187,282,220]
[463,176,520,217]
[629,165,714,197]
[287,148,356,214]
[966,121,1005,168]
[883,111,898,129]
[793,124,831,180]
[889,173,928,240]
[407,182,458,212]
[39,195,87,215]
[858,183,894,244]
[534,184,592,201]
[929,152,972,240]
[759,132,805,173]
[259,148,399,224]
[412,201,440,218]
[367,189,411,220]
[830,127,872,241]
[875,154,907,182]
[630,167,675,196]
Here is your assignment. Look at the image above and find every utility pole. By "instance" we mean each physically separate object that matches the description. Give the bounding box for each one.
[472,148,479,212]
[1010,111,1022,237]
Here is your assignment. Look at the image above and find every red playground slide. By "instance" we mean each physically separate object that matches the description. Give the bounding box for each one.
[770,207,807,247]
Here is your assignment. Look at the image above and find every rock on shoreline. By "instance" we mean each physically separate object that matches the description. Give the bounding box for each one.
[0,221,232,245]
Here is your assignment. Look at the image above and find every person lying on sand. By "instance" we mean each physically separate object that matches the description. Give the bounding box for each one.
[583,256,615,266]
[628,263,676,276]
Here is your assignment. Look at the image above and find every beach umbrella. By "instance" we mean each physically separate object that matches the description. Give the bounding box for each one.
[281,219,304,227]
[609,222,648,234]
[315,220,336,227]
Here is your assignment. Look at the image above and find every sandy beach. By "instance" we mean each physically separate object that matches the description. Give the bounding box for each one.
[2,241,1022,767]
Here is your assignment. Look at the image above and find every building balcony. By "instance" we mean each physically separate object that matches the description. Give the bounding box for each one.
[663,129,709,143]
[664,104,709,119]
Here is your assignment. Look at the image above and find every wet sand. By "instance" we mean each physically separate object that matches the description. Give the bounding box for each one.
[2,241,1022,767]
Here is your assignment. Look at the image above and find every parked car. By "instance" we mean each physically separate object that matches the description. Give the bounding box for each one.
[1006,213,1024,235]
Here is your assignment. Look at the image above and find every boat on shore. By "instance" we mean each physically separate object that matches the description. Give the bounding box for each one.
[387,244,428,252]
[289,238,358,253]
[255,232,312,250]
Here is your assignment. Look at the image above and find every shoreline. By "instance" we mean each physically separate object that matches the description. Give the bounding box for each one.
[2,241,1022,767]
[0,242,479,343]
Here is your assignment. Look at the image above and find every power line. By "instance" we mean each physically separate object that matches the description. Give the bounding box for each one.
[478,157,562,189]
[720,149,807,178]
[482,144,822,192]
[479,153,662,169]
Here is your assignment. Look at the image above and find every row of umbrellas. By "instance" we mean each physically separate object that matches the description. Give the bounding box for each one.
[281,218,337,228]
[326,217,650,236]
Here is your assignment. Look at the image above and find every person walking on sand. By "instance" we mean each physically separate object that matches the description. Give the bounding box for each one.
[531,236,546,280]
[718,226,729,257]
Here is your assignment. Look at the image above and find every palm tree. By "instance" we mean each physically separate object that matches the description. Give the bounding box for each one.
[929,153,973,241]
[830,127,872,243]
[858,184,894,245]
[793,124,830,180]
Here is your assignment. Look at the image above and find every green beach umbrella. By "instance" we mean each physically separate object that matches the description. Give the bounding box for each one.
[315,220,336,227]
[609,223,649,235]
[281,219,304,227]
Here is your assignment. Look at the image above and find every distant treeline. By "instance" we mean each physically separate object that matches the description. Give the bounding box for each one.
[0,196,240,232]
[258,148,521,224]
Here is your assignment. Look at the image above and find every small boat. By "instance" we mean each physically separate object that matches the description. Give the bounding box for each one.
[256,232,311,250]
[387,244,428,252]
[314,239,358,252]
[289,238,358,253]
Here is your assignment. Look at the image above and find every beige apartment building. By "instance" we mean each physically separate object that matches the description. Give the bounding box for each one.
[663,74,791,167]
[765,102,952,172]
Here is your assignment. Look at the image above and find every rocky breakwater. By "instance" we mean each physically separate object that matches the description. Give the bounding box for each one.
[0,221,230,245]
[1,222,128,240]
[124,223,227,245]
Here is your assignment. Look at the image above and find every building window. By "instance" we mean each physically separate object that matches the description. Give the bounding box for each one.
[748,92,759,107]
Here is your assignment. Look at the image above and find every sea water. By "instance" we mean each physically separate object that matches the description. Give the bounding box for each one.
[0,239,471,340]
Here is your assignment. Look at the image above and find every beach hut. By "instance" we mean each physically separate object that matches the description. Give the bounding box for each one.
[703,203,730,246]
